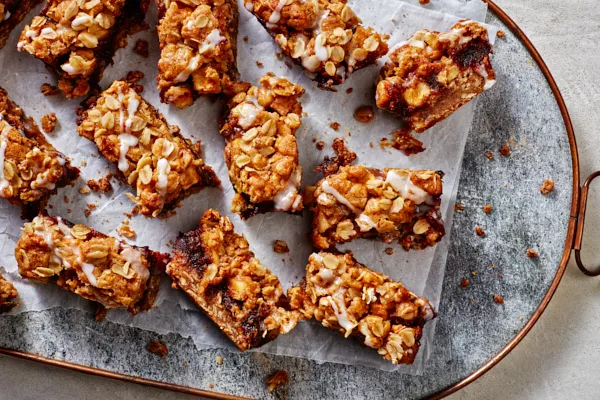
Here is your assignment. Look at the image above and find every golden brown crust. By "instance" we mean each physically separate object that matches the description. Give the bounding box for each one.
[156,0,250,108]
[0,273,19,313]
[310,165,445,250]
[166,209,300,351]
[376,20,496,132]
[15,214,168,313]
[0,86,79,212]
[220,74,304,219]
[17,0,149,98]
[77,79,220,217]
[245,0,388,88]
[288,252,436,364]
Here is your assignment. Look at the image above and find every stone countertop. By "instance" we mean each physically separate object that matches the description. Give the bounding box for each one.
[2,0,600,399]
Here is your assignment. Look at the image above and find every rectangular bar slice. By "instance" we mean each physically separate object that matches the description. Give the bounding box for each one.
[309,165,445,250]
[77,78,220,217]
[376,20,496,133]
[0,0,43,49]
[0,273,19,313]
[220,74,304,219]
[15,214,169,313]
[244,0,388,88]
[156,0,250,108]
[17,0,148,98]
[166,209,300,351]
[0,86,79,214]
[288,252,436,364]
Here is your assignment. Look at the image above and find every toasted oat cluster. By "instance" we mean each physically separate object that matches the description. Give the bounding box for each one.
[0,273,19,313]
[17,0,148,98]
[309,165,445,250]
[288,252,436,364]
[376,20,496,132]
[77,79,220,217]
[167,209,301,351]
[0,86,78,211]
[244,0,388,88]
[15,214,168,313]
[0,0,43,49]
[156,0,250,108]
[220,74,304,219]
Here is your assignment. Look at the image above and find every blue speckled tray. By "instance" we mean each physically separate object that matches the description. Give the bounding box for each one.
[0,3,577,399]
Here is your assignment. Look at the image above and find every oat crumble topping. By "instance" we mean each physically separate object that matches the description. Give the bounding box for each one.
[0,272,19,313]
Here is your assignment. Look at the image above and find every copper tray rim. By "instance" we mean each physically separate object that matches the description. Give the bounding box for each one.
[0,1,580,399]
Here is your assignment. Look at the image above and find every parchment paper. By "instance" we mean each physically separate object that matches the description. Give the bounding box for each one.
[0,0,494,374]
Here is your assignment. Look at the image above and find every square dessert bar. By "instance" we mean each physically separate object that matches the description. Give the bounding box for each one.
[0,0,43,49]
[309,165,445,250]
[77,78,220,217]
[15,214,169,313]
[220,74,304,219]
[376,20,496,133]
[244,0,388,88]
[17,0,148,98]
[0,86,78,213]
[167,209,301,351]
[288,252,436,364]
[0,273,19,313]
[156,0,250,108]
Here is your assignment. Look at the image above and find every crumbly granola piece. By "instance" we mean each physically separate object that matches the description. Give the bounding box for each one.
[265,370,289,392]
[15,214,168,313]
[220,74,304,219]
[0,272,19,313]
[147,340,168,357]
[376,20,495,132]
[309,165,445,250]
[0,0,43,49]
[0,86,79,212]
[314,137,356,177]
[17,0,149,98]
[288,252,436,364]
[166,209,301,351]
[77,79,220,217]
[41,112,58,133]
[540,179,554,195]
[87,174,112,193]
[244,0,388,88]
[156,0,250,108]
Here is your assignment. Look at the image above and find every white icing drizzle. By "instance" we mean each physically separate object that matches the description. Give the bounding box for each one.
[311,252,323,263]
[313,9,329,34]
[328,290,357,334]
[25,29,37,39]
[318,268,334,283]
[3,10,11,21]
[30,170,56,190]
[385,171,430,204]
[483,78,496,90]
[273,168,302,211]
[0,116,9,196]
[125,96,140,133]
[321,180,359,213]
[314,33,328,61]
[72,14,93,29]
[175,54,200,82]
[237,95,263,129]
[198,29,226,54]
[61,63,83,75]
[117,134,138,172]
[156,158,170,199]
[355,213,377,232]
[269,0,288,24]
[81,262,97,286]
[121,246,149,280]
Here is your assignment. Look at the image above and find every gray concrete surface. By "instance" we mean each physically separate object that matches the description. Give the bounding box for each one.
[1,0,600,399]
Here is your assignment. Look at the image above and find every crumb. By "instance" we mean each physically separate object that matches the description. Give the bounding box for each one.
[489,265,495,269]
[256,61,264,68]
[41,113,58,134]
[265,370,289,393]
[498,273,503,278]
[475,226,485,237]
[419,0,430,4]
[484,152,494,160]
[527,249,539,258]
[454,203,465,211]
[95,306,107,322]
[471,271,478,276]
[117,222,137,240]
[461,279,469,288]
[273,240,289,253]
[40,83,59,96]
[79,187,91,194]
[62,196,69,204]
[87,175,112,193]
[84,203,97,217]
[540,180,554,195]
[243,36,248,42]
[499,144,511,157]
[209,384,214,389]
[315,138,357,176]
[369,142,374,148]
[483,204,493,214]
[391,128,425,155]
[312,137,317,143]
[125,71,145,93]
[346,88,353,94]
[384,247,394,255]
[519,316,524,321]
[471,299,475,305]
[497,30,505,38]
[183,362,189,367]
[216,355,223,365]
[147,341,168,358]
[316,141,325,150]
[276,51,282,59]
[329,122,340,131]
[353,105,375,123]
[67,209,72,214]
[133,39,149,58]
[80,160,87,167]
[493,295,504,304]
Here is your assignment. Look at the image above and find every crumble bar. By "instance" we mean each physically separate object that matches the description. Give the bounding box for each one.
[0,273,19,313]
[77,78,220,217]
[156,0,250,108]
[0,0,43,49]
[376,20,496,132]
[309,165,445,250]
[244,0,388,88]
[0,86,78,212]
[166,209,301,351]
[288,252,436,364]
[17,0,148,98]
[15,214,168,313]
[220,74,304,219]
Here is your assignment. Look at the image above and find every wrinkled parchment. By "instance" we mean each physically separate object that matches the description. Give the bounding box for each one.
[0,0,494,374]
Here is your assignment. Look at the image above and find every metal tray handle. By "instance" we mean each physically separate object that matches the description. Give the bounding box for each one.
[575,171,600,276]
